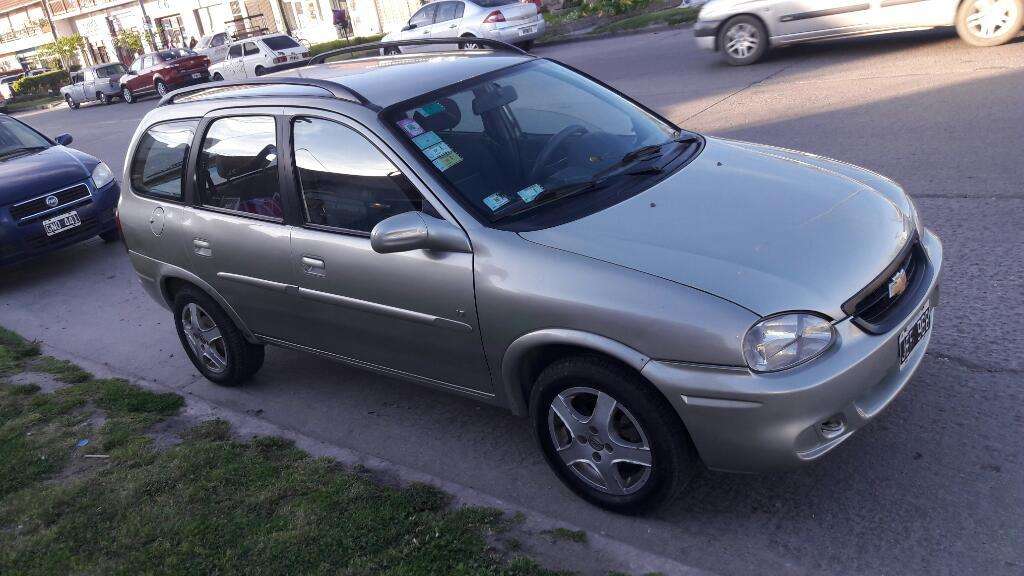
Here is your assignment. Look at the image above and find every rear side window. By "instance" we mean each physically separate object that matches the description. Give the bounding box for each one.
[130,120,198,200]
[196,116,282,219]
[228,44,243,59]
[262,35,300,50]
[243,42,260,56]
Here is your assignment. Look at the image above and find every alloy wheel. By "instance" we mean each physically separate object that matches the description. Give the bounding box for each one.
[181,303,229,374]
[123,87,132,103]
[724,22,760,60]
[965,0,1020,38]
[547,387,653,496]
[156,82,167,97]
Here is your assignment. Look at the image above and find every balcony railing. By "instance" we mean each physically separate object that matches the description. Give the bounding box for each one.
[47,0,129,17]
[0,25,47,46]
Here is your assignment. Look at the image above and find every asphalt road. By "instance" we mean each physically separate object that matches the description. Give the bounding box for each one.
[4,28,1023,575]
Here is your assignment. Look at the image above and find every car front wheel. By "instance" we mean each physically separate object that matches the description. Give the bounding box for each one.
[122,86,134,103]
[530,356,699,513]
[956,0,1024,46]
[155,80,168,97]
[65,94,78,109]
[173,286,265,386]
[719,15,769,65]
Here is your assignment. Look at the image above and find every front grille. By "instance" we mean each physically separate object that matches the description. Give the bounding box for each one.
[9,183,91,223]
[24,213,99,250]
[844,236,928,334]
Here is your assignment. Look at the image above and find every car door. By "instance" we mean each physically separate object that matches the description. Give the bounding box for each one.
[772,0,872,39]
[223,44,245,79]
[405,4,438,40]
[283,112,492,394]
[139,55,158,94]
[874,0,956,28]
[210,33,230,62]
[241,41,263,77]
[67,72,85,101]
[181,111,298,340]
[81,69,96,101]
[432,2,463,38]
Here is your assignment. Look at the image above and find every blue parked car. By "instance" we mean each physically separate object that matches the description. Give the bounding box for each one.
[0,114,120,267]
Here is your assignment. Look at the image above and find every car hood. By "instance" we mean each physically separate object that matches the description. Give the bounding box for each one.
[520,137,915,319]
[0,146,92,206]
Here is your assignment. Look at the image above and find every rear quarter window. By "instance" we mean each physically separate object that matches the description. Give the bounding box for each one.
[130,120,199,200]
[262,35,300,50]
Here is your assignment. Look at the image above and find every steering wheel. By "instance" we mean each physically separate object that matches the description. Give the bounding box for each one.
[529,124,589,183]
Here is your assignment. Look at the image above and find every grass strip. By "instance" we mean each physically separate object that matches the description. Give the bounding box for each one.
[591,7,699,34]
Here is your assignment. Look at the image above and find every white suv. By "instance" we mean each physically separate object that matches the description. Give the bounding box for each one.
[208,34,309,81]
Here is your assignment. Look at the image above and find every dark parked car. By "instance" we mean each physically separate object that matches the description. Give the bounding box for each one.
[121,48,210,103]
[61,63,127,108]
[0,114,120,267]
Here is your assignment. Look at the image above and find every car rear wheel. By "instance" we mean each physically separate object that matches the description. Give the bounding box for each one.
[530,355,699,514]
[254,65,265,76]
[516,39,535,51]
[98,229,120,243]
[65,94,79,109]
[155,80,168,97]
[956,0,1024,46]
[459,35,483,49]
[122,86,134,104]
[212,72,223,81]
[719,15,768,66]
[98,92,112,105]
[173,286,265,386]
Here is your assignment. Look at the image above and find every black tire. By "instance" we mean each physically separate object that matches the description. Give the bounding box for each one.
[122,86,134,104]
[155,80,168,97]
[718,15,769,66]
[172,286,265,386]
[459,35,481,49]
[517,39,536,51]
[65,94,78,109]
[956,0,1024,46]
[529,355,699,514]
[212,72,223,81]
[254,66,265,77]
[383,46,401,55]
[99,92,112,105]
[98,228,120,243]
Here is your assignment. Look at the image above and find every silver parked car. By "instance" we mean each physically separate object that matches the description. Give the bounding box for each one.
[119,39,942,512]
[382,0,545,51]
[695,0,1024,65]
[61,63,127,108]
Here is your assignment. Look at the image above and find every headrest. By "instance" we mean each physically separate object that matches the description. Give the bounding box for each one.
[413,98,461,132]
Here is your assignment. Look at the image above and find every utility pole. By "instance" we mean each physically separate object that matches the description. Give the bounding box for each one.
[137,0,157,50]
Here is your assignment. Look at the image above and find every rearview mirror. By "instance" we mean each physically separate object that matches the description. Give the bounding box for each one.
[54,133,73,146]
[403,23,416,31]
[370,212,471,255]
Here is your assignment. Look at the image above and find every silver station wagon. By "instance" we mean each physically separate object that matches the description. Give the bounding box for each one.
[120,39,942,512]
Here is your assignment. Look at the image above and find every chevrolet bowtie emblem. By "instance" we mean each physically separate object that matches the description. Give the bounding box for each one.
[888,268,909,299]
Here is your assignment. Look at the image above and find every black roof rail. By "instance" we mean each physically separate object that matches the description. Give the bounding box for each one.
[309,37,528,65]
[158,77,368,107]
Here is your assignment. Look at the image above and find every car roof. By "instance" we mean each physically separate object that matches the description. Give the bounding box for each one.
[271,51,533,108]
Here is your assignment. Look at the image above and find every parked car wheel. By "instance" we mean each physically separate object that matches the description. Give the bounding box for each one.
[212,72,223,81]
[719,15,769,66]
[155,80,168,97]
[516,39,536,51]
[98,92,112,105]
[254,65,266,76]
[64,94,79,109]
[383,46,401,55]
[956,0,1024,46]
[122,86,135,104]
[173,286,265,386]
[530,356,699,514]
[98,228,120,243]
[459,34,483,49]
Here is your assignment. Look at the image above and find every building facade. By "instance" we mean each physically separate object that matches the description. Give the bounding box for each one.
[0,0,413,75]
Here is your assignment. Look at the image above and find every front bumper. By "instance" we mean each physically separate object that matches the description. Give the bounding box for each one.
[644,228,943,472]
[0,180,119,267]
[693,19,720,51]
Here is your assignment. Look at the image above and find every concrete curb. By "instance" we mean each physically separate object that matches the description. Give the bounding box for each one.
[38,341,716,576]
[538,21,693,48]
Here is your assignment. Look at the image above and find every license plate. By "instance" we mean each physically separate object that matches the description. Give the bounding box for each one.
[899,303,932,367]
[42,211,81,237]
[519,26,535,36]
[191,73,202,79]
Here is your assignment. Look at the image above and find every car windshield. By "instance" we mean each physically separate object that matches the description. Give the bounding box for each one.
[95,64,126,77]
[159,48,195,61]
[0,116,50,161]
[385,59,686,229]
[262,35,300,50]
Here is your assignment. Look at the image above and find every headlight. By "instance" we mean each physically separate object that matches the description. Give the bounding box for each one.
[91,162,115,189]
[742,313,835,373]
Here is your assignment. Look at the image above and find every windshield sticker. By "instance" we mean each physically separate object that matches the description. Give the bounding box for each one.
[432,150,463,171]
[417,102,445,117]
[483,193,511,212]
[422,141,454,161]
[412,131,442,150]
[517,184,545,203]
[397,118,424,137]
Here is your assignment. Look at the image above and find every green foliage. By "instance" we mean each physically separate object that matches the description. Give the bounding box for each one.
[580,0,653,17]
[308,34,385,56]
[541,527,588,543]
[36,34,84,72]
[10,70,65,97]
[591,6,699,33]
[113,29,145,56]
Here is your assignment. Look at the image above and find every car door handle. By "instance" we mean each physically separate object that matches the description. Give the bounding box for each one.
[193,238,212,257]
[301,256,326,277]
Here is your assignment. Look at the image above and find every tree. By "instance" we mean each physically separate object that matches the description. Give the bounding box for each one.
[38,34,85,80]
[113,29,145,56]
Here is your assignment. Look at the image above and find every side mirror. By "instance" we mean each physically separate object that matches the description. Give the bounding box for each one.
[403,23,416,31]
[370,212,471,255]
[55,133,73,146]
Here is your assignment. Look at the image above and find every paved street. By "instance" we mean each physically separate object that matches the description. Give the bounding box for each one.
[3,29,1023,575]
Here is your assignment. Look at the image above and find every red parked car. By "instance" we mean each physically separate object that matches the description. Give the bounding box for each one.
[120,48,210,103]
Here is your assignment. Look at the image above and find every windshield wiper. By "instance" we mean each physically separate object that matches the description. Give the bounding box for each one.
[492,179,606,222]
[0,146,47,161]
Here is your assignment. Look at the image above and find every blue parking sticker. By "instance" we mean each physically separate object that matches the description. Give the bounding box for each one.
[483,193,511,211]
[418,102,445,117]
[422,142,454,161]
[517,184,545,203]
[432,150,463,171]
[412,131,442,150]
